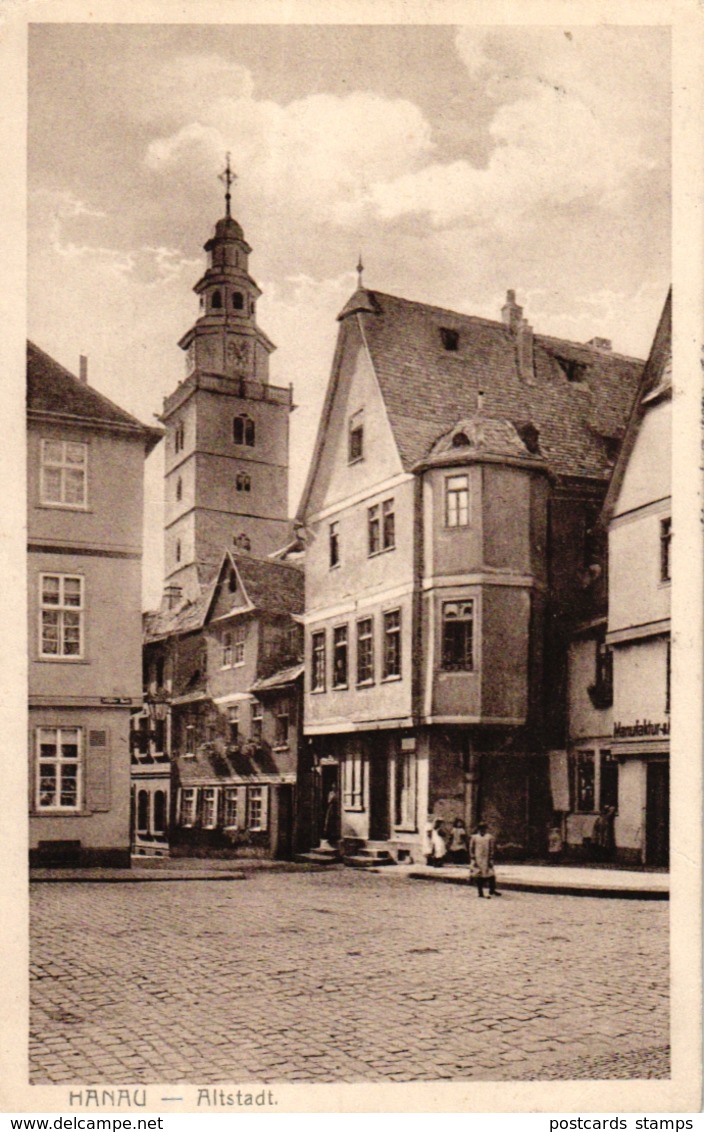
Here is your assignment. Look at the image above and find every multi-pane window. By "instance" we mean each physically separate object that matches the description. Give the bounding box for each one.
[368,505,381,556]
[233,414,255,447]
[223,787,239,829]
[333,626,349,688]
[357,618,374,685]
[249,786,267,830]
[251,700,263,743]
[41,440,87,507]
[222,630,233,667]
[441,600,474,670]
[446,474,469,527]
[227,705,239,744]
[329,521,340,568]
[37,727,81,811]
[382,499,395,550]
[343,751,364,809]
[180,787,197,826]
[233,625,245,665]
[348,412,364,463]
[40,574,83,658]
[201,787,217,829]
[599,751,619,812]
[311,631,326,691]
[275,700,290,746]
[660,517,672,582]
[572,750,596,813]
[383,609,401,678]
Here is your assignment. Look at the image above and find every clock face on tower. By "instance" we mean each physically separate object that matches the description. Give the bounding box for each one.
[227,338,250,376]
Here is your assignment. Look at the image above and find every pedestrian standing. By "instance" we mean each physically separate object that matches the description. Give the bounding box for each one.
[323,783,339,845]
[430,819,447,867]
[470,820,500,898]
[448,817,468,864]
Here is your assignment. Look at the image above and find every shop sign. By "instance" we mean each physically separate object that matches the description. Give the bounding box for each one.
[613,719,669,738]
[101,696,133,705]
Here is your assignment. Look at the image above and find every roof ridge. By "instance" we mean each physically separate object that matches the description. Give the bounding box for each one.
[366,291,642,362]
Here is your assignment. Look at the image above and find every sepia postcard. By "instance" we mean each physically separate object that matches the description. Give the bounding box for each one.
[0,0,702,1117]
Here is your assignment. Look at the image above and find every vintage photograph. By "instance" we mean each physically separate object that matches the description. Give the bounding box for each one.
[18,11,692,1109]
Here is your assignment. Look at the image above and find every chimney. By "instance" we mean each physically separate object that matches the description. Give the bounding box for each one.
[586,337,612,352]
[163,584,182,611]
[79,355,88,383]
[501,289,523,333]
[517,317,535,384]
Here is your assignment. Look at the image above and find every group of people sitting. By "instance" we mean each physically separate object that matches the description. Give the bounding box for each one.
[423,816,500,898]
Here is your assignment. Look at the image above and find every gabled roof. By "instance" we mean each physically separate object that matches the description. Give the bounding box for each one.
[600,289,671,528]
[143,549,304,643]
[27,341,162,453]
[297,289,644,518]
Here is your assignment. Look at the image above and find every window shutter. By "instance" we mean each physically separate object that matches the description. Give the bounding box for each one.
[85,729,111,812]
[260,786,269,832]
[236,786,247,830]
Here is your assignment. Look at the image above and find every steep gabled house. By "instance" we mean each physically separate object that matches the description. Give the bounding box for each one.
[28,343,161,867]
[564,291,671,865]
[296,285,644,862]
[139,550,304,858]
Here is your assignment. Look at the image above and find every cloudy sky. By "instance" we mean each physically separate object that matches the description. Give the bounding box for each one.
[28,23,671,606]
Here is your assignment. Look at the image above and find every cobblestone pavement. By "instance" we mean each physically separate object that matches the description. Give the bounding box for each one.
[30,869,669,1084]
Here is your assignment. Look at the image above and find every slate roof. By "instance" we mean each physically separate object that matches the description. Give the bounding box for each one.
[143,552,304,643]
[423,414,543,467]
[27,341,162,452]
[251,662,304,693]
[352,290,644,481]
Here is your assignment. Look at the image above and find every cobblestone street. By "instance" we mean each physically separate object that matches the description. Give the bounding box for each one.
[30,869,669,1084]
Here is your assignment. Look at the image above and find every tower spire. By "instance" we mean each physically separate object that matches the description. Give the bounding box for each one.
[218,153,237,219]
[356,252,364,289]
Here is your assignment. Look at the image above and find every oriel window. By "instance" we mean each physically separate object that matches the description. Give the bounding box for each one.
[333,625,349,688]
[441,600,474,671]
[446,474,469,527]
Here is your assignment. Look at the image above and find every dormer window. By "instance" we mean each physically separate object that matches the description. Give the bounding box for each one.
[211,290,222,310]
[556,356,587,383]
[233,414,255,447]
[440,328,459,351]
[452,432,470,448]
[349,411,364,463]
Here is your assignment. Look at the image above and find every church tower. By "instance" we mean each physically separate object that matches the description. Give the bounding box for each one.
[161,158,293,599]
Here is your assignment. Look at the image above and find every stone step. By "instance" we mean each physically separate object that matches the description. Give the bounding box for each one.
[344,853,396,868]
[295,849,341,865]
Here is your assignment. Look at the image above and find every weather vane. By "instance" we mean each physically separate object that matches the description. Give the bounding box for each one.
[218,153,237,218]
[356,252,364,289]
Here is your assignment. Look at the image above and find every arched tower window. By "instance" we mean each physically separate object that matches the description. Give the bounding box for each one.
[452,432,470,448]
[234,532,251,551]
[176,539,181,563]
[175,420,185,453]
[211,290,222,310]
[236,472,251,493]
[232,292,244,310]
[233,414,255,447]
[176,477,182,501]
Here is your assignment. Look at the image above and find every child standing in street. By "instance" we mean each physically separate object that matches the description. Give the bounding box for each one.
[448,817,468,865]
[469,820,500,898]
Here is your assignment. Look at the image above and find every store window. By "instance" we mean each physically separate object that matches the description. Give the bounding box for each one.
[599,751,619,812]
[571,750,596,813]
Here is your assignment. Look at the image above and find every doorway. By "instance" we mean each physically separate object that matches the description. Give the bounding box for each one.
[645,761,669,867]
[318,762,340,843]
[368,738,390,841]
